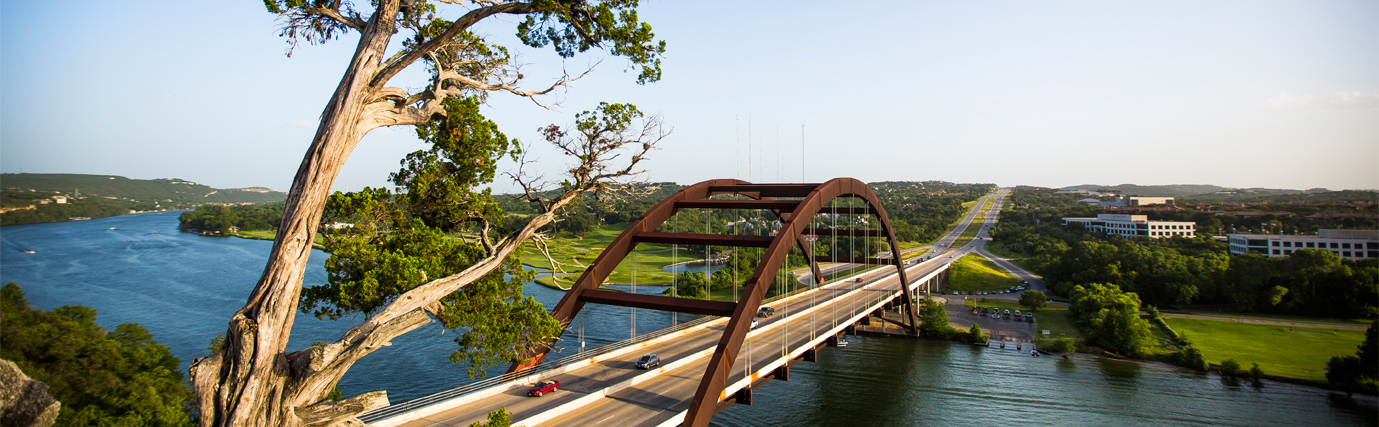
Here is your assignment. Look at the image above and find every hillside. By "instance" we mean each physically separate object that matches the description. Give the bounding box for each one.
[1,173,286,204]
[1059,184,1233,197]
[1,173,287,226]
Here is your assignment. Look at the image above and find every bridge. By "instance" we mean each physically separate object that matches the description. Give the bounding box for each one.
[360,179,1005,427]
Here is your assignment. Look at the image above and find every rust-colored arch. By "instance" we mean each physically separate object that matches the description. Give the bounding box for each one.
[507,178,918,427]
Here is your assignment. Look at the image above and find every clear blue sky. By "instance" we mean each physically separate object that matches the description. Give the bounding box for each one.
[3,1,1376,193]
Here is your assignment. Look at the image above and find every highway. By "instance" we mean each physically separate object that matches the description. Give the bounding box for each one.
[371,191,1004,427]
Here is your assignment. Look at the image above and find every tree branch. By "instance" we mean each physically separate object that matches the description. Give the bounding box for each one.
[371,2,536,88]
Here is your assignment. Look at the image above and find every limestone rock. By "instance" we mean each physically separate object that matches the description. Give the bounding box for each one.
[0,359,60,427]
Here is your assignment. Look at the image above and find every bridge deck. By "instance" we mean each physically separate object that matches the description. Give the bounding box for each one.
[364,190,1005,427]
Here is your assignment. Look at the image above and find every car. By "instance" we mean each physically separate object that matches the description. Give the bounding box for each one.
[855,277,864,283]
[1004,309,1011,315]
[527,380,559,397]
[1014,310,1021,316]
[980,307,989,314]
[636,354,660,369]
[751,320,759,329]
[757,306,775,318]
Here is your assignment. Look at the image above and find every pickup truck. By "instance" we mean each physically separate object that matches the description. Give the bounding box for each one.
[527,380,559,397]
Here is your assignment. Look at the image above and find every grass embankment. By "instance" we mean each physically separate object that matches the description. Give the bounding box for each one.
[1165,318,1366,382]
[233,229,325,247]
[946,255,1020,292]
[949,213,985,248]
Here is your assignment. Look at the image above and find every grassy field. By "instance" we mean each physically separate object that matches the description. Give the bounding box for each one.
[1165,317,1366,382]
[946,255,1021,292]
[1162,310,1372,327]
[234,229,325,247]
[518,223,687,287]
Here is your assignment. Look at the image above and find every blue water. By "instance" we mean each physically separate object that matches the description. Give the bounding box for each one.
[3,213,1375,426]
[0,212,680,402]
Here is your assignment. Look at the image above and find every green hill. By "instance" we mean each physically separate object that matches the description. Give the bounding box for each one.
[0,173,287,226]
[1,173,285,204]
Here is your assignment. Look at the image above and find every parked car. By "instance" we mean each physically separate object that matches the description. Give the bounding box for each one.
[1004,309,1011,315]
[1014,310,1021,316]
[636,354,660,369]
[528,380,559,397]
[757,306,775,318]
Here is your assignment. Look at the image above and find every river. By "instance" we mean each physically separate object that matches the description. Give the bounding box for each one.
[1,212,1374,426]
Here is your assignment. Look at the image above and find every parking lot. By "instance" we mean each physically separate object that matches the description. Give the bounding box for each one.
[938,296,1039,344]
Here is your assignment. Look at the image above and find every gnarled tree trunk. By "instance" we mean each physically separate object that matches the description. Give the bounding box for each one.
[188,4,402,426]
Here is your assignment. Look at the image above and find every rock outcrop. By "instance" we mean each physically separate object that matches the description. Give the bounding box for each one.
[0,359,60,427]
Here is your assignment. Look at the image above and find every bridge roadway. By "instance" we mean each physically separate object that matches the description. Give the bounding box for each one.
[366,191,1005,427]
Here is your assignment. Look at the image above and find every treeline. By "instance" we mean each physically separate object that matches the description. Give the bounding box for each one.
[498,181,996,244]
[178,204,284,235]
[0,195,158,226]
[991,187,1378,319]
[1,283,194,426]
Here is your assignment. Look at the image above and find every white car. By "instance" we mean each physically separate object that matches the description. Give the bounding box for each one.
[751,320,759,329]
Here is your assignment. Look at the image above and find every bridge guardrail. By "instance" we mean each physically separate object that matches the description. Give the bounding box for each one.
[360,259,929,425]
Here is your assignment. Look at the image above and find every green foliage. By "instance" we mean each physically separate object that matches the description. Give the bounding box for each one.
[1220,358,1243,376]
[516,0,666,84]
[1068,283,1154,356]
[302,99,560,378]
[1045,338,1076,357]
[468,407,512,427]
[917,298,957,340]
[0,283,194,426]
[1176,346,1208,371]
[1250,362,1265,381]
[179,203,285,234]
[1019,289,1047,311]
[990,186,1378,319]
[1325,320,1378,392]
[399,96,514,232]
[967,324,988,344]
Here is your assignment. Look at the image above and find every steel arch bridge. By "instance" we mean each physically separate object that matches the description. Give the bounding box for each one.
[509,178,920,427]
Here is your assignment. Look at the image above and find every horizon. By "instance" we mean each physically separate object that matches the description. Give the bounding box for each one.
[4,171,1377,194]
[2,1,1375,194]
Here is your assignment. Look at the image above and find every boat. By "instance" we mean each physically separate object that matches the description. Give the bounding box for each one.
[837,338,849,348]
[24,250,35,254]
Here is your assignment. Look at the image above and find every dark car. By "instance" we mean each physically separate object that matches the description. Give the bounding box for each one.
[527,380,559,397]
[636,354,660,369]
[757,306,775,318]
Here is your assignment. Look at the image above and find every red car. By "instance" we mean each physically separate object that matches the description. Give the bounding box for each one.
[527,380,559,397]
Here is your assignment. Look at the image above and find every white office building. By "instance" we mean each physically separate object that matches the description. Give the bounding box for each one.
[1228,229,1379,260]
[1062,214,1196,239]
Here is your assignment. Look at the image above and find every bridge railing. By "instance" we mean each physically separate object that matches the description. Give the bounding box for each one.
[359,268,898,424]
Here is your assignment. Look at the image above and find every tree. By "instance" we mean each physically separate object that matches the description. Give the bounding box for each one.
[1219,358,1242,377]
[917,298,951,339]
[1326,320,1378,395]
[189,1,666,421]
[1067,283,1153,356]
[967,324,988,344]
[1,283,194,426]
[1018,289,1047,311]
[1045,338,1076,358]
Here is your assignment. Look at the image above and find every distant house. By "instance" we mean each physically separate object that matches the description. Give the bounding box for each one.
[52,196,67,204]
[228,226,241,233]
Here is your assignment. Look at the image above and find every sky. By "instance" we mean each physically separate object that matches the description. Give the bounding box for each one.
[2,1,1376,193]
